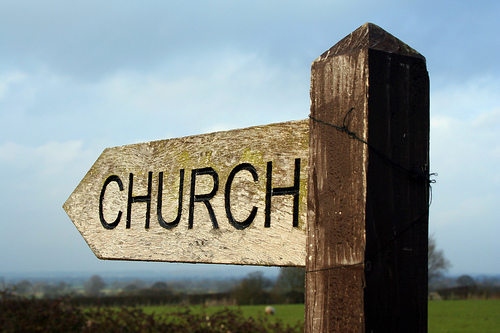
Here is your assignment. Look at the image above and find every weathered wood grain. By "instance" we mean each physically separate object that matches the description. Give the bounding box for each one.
[63,119,309,266]
[306,23,429,332]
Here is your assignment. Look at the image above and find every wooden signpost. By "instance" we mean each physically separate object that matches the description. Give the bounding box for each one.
[64,23,429,332]
[63,120,309,266]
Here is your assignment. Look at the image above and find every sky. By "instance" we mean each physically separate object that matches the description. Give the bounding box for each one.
[0,0,498,278]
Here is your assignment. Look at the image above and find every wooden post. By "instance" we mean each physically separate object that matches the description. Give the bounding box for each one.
[306,23,429,332]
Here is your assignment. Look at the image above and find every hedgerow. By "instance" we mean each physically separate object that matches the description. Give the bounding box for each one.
[0,291,302,332]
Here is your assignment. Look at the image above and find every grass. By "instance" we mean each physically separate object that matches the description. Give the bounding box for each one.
[428,299,500,333]
[143,300,500,332]
[145,304,304,326]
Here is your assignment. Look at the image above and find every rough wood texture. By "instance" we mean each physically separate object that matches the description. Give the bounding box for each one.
[364,41,429,333]
[306,23,429,332]
[64,119,309,266]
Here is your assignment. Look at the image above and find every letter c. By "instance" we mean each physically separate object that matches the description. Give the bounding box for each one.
[99,175,124,229]
[225,163,259,230]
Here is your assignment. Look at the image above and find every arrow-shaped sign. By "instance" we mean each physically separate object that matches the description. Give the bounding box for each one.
[64,119,309,266]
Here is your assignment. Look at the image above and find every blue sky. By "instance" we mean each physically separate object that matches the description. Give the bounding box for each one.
[0,0,498,277]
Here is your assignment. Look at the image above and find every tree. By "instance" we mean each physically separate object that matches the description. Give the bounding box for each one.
[428,235,451,283]
[14,280,33,295]
[83,275,106,296]
[232,271,272,305]
[274,267,305,303]
[122,283,139,293]
[0,278,8,291]
[42,281,68,298]
[151,281,168,290]
[456,275,476,287]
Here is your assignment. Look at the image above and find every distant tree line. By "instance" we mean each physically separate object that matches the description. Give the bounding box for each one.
[77,268,306,307]
[430,274,500,300]
[5,268,306,307]
[5,236,498,305]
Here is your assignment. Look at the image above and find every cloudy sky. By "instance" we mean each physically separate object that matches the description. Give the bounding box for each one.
[1,0,498,278]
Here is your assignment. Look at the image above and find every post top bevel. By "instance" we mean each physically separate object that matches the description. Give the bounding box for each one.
[315,23,425,62]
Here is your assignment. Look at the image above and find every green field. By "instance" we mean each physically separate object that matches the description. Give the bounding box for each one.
[146,303,304,326]
[428,300,500,333]
[145,300,500,332]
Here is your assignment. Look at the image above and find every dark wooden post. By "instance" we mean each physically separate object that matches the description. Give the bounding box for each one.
[306,23,429,332]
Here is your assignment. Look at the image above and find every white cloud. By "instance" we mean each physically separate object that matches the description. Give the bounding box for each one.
[1,46,308,149]
[0,141,22,162]
[431,76,500,176]
[0,140,99,202]
[0,71,27,100]
[429,76,500,274]
[88,48,308,141]
[431,75,500,119]
[0,140,90,167]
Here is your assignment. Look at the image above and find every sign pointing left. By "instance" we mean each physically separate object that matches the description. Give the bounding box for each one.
[63,119,309,266]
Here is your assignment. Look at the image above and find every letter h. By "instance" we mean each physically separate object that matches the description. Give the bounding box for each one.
[265,158,300,228]
[127,172,152,229]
